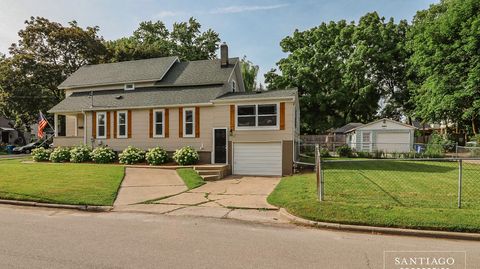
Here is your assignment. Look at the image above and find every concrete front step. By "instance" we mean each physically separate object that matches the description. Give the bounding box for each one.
[196,170,221,176]
[201,175,220,181]
[193,165,227,171]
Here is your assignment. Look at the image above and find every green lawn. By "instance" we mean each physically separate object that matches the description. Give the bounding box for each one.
[268,160,480,232]
[176,168,205,189]
[0,159,125,206]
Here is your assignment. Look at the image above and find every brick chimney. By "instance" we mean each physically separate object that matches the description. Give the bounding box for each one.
[220,42,229,67]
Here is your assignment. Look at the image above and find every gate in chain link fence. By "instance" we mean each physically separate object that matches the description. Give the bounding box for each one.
[309,144,480,209]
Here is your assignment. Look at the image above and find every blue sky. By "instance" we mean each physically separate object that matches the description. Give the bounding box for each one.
[0,0,438,82]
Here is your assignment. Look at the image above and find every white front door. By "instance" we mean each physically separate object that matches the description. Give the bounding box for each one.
[233,142,282,176]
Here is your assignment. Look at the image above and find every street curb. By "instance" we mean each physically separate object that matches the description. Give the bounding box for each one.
[0,199,113,212]
[279,208,480,241]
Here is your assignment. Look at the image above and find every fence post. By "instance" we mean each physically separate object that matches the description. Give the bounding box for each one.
[315,144,324,201]
[455,142,458,158]
[458,159,463,209]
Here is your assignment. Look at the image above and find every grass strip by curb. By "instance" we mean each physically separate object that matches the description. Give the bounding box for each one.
[176,168,205,190]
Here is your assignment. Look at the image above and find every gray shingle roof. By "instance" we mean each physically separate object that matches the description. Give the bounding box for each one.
[156,58,239,87]
[58,57,179,89]
[48,85,226,113]
[215,89,297,100]
[333,123,364,134]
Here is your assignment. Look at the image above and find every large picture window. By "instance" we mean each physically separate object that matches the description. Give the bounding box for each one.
[117,111,127,138]
[96,112,106,139]
[236,104,278,129]
[183,108,195,137]
[154,109,164,137]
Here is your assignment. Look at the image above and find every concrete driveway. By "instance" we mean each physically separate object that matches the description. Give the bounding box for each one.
[114,168,284,224]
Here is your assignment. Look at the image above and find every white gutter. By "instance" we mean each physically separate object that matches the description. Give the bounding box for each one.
[212,96,295,103]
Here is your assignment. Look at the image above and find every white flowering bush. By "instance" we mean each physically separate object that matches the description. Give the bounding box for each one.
[173,146,199,165]
[118,146,146,165]
[49,147,71,163]
[70,145,92,163]
[90,146,116,164]
[146,147,169,165]
[31,147,52,162]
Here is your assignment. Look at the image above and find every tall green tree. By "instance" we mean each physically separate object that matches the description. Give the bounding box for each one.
[106,18,220,62]
[240,56,259,92]
[0,17,107,128]
[266,12,409,133]
[408,0,480,134]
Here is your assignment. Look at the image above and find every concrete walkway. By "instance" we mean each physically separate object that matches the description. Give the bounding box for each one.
[114,168,187,206]
[114,168,286,224]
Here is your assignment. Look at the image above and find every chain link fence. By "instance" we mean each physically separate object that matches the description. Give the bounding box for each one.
[299,143,480,209]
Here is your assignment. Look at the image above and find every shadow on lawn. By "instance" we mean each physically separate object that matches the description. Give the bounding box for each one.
[324,160,458,173]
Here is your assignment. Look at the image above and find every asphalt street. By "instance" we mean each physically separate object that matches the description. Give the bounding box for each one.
[0,205,478,269]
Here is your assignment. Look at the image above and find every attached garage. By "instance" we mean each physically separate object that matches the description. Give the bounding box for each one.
[233,142,282,176]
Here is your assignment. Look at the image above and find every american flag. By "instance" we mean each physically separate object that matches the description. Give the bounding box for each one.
[37,112,48,139]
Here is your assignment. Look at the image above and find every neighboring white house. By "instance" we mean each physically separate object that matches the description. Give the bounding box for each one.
[346,118,416,153]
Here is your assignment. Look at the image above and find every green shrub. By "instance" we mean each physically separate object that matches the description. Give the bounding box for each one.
[146,147,169,165]
[90,146,117,164]
[336,145,352,157]
[70,145,92,163]
[173,146,199,165]
[118,146,146,165]
[320,148,330,158]
[49,147,71,163]
[372,150,385,159]
[31,147,52,162]
[424,133,445,158]
[356,151,371,158]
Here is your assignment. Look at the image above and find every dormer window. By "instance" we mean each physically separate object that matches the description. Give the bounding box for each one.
[232,80,236,93]
[124,83,135,91]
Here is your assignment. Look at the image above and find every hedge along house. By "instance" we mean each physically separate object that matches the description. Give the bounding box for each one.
[345,118,416,153]
[48,44,300,176]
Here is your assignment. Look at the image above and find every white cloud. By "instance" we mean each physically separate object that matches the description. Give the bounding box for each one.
[156,10,184,18]
[210,4,289,14]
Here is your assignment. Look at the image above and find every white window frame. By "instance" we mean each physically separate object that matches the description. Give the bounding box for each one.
[183,108,195,138]
[117,111,128,139]
[96,112,107,139]
[232,80,236,92]
[153,109,165,138]
[124,83,135,91]
[235,103,279,130]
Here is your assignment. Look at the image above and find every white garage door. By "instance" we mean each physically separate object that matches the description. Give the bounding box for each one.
[376,132,411,153]
[233,142,282,176]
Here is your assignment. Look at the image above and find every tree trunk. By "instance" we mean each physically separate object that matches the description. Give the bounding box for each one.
[472,118,477,136]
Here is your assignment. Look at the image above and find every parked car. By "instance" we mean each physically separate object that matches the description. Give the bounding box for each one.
[12,141,49,154]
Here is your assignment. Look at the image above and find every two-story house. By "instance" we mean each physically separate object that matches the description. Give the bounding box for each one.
[48,44,299,176]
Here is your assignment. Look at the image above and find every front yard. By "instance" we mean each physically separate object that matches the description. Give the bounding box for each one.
[268,160,480,232]
[0,158,124,206]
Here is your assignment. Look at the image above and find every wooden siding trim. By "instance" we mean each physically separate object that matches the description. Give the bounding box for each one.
[165,108,169,138]
[113,111,117,138]
[178,107,183,138]
[92,111,97,138]
[230,105,235,131]
[195,107,200,138]
[280,102,286,130]
[106,112,111,139]
[127,110,132,138]
[149,109,153,138]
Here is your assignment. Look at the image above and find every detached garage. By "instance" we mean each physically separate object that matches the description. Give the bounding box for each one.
[346,118,415,153]
[233,142,283,176]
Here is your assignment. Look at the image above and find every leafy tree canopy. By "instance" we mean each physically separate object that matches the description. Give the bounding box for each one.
[240,56,259,92]
[106,18,220,62]
[0,17,107,128]
[408,0,480,134]
[266,12,409,134]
